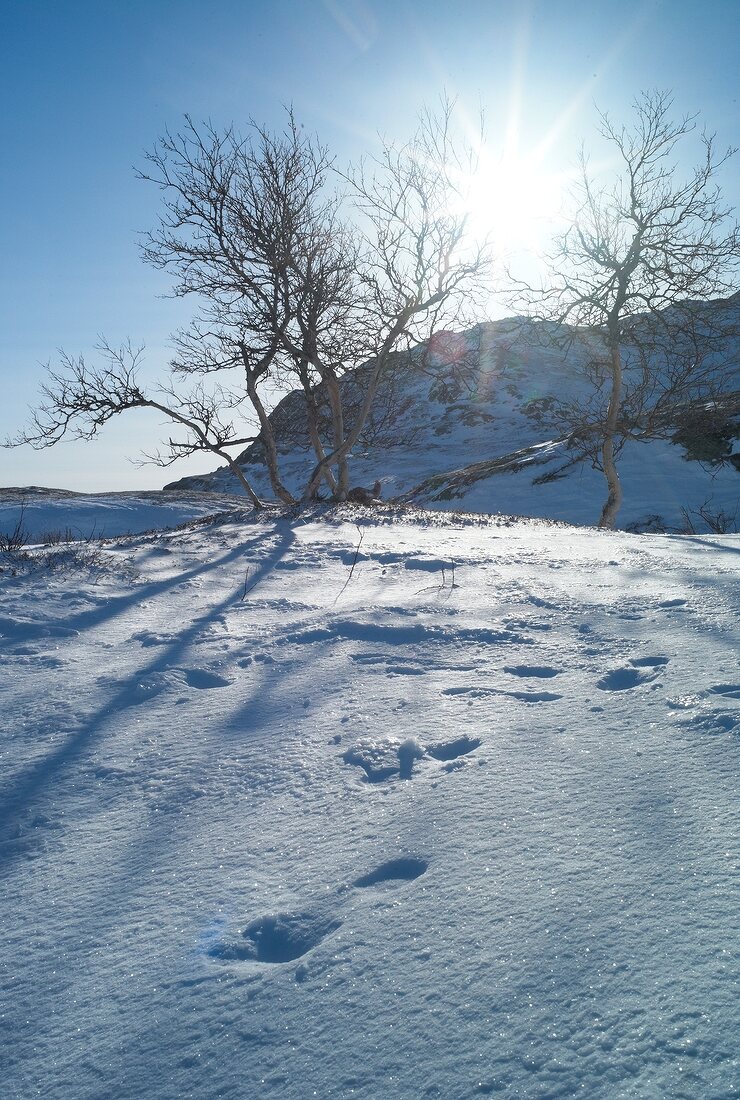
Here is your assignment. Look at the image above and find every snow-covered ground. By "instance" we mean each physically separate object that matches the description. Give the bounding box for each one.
[0,488,247,542]
[1,497,738,1099]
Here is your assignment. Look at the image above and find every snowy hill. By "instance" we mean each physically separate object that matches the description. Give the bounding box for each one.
[166,300,740,533]
[1,499,738,1098]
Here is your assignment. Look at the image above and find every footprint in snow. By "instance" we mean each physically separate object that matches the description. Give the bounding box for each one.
[596,666,660,691]
[350,652,426,676]
[342,738,424,783]
[130,667,233,703]
[681,709,739,734]
[706,684,740,700]
[209,858,428,968]
[353,857,428,888]
[426,735,481,761]
[343,734,480,783]
[208,911,341,964]
[441,685,562,703]
[182,668,233,689]
[501,689,563,703]
[504,665,561,678]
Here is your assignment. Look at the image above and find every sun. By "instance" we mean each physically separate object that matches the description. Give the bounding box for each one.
[456,147,565,254]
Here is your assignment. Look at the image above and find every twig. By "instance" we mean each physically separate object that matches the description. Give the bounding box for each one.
[334,525,365,604]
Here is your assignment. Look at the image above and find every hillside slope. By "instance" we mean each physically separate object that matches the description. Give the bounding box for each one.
[166,300,740,532]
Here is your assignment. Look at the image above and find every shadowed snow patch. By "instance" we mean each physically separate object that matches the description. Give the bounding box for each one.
[504,665,561,678]
[427,736,481,760]
[353,857,428,888]
[597,667,659,691]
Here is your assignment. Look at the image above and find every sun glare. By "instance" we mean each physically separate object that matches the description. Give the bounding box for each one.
[457,149,565,254]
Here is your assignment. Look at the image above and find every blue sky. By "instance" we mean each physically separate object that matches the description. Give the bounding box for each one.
[1,0,738,491]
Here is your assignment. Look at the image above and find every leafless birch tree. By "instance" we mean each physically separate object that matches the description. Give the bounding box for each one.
[6,103,492,505]
[515,91,739,528]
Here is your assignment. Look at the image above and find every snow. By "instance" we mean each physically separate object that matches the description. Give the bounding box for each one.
[1,498,738,1099]
[167,313,740,535]
[0,488,247,542]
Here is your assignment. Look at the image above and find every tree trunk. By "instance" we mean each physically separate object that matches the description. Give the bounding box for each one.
[221,453,263,510]
[303,390,337,497]
[301,308,414,502]
[302,365,382,501]
[244,372,296,506]
[324,372,349,500]
[598,341,624,530]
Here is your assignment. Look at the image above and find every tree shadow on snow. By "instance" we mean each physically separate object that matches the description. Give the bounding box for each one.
[0,519,297,873]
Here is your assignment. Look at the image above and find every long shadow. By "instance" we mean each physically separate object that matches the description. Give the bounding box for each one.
[0,532,269,643]
[0,521,297,870]
[74,579,335,953]
[668,533,740,556]
[14,519,338,969]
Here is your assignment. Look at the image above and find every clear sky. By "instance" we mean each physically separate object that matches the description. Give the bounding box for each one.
[1,0,738,492]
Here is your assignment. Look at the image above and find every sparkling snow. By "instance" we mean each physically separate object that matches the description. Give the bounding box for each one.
[0,499,738,1099]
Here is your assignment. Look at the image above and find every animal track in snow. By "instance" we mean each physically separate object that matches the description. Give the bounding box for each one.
[4,644,65,669]
[502,690,562,703]
[209,855,429,968]
[283,619,534,649]
[128,666,234,703]
[350,652,426,676]
[130,630,179,647]
[208,911,341,964]
[182,668,233,689]
[682,709,738,734]
[442,686,496,697]
[343,737,424,783]
[351,651,477,675]
[353,857,428,888]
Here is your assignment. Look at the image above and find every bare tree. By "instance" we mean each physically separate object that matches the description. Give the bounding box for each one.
[8,341,263,507]
[139,112,338,505]
[7,104,492,503]
[514,91,740,528]
[303,101,492,500]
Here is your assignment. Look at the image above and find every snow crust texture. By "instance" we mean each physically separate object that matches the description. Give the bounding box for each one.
[0,502,738,1099]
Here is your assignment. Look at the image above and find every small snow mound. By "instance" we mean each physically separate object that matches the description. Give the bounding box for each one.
[398,737,424,779]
